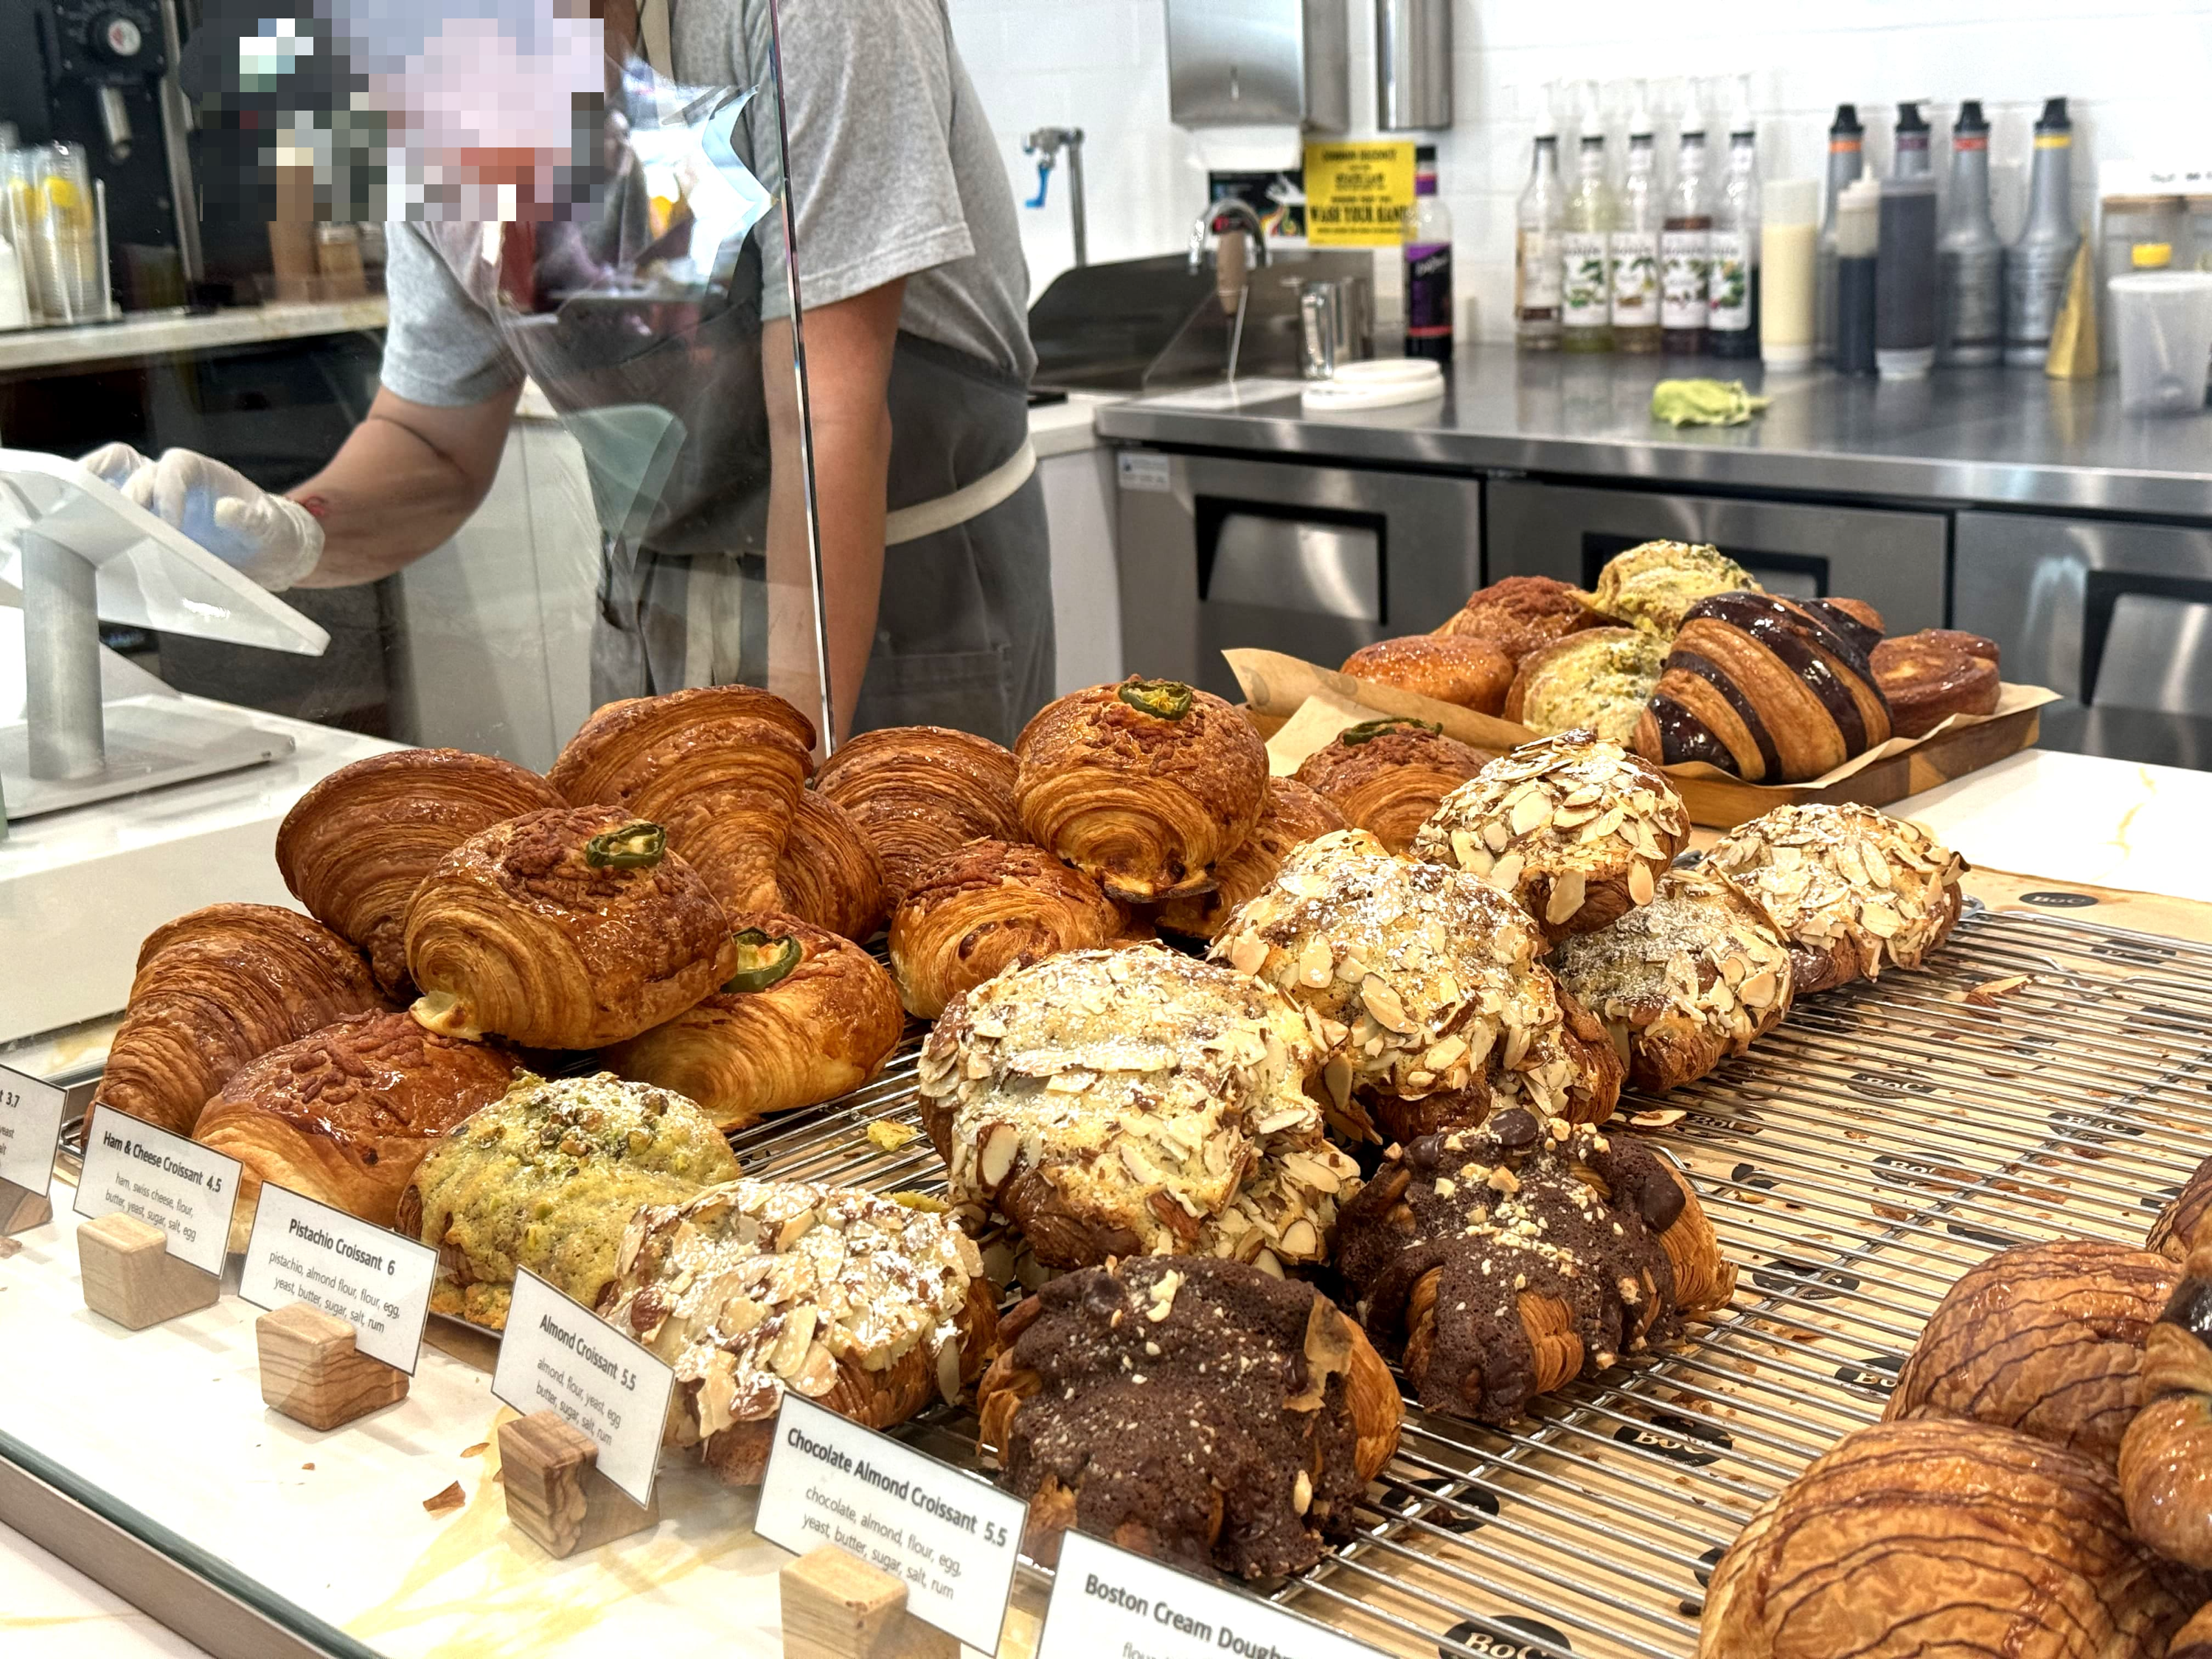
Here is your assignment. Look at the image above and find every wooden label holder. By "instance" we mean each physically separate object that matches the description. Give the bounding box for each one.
[77,1213,218,1329]
[779,1545,959,1659]
[0,1176,52,1236]
[255,1301,408,1430]
[498,1409,659,1559]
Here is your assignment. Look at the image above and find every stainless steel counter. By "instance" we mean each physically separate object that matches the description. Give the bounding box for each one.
[1094,346,2212,520]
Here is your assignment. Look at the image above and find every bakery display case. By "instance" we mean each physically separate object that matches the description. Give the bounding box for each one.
[7,414,2212,1655]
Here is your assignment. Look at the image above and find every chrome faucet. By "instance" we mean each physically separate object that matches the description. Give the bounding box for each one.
[1187,196,1270,274]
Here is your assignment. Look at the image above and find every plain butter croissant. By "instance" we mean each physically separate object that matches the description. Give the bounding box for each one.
[404,807,738,1049]
[94,903,386,1135]
[275,748,564,993]
[812,724,1024,902]
[605,915,904,1131]
[888,839,1125,1019]
[773,790,888,943]
[1015,677,1267,904]
[549,685,815,914]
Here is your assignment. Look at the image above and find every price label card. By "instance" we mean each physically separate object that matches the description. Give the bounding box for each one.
[1302,139,1416,247]
[238,1183,438,1374]
[757,1391,1027,1654]
[1038,1531,1386,1659]
[491,1267,675,1507]
[0,1063,69,1205]
[72,1104,240,1277]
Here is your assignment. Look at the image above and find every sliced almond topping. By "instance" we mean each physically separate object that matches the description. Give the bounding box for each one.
[977,1122,1020,1188]
[1544,869,1587,928]
[1297,935,1335,989]
[1226,931,1269,977]
[1740,970,1780,1009]
[1481,818,1512,854]
[1627,860,1656,907]
[1489,852,1526,893]
[1360,974,1416,1034]
[1510,791,1553,838]
[1292,1470,1313,1514]
[1278,1218,1321,1258]
[1451,828,1495,877]
[1859,902,1901,939]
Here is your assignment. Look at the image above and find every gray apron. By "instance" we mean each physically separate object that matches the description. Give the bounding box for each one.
[414,100,1053,748]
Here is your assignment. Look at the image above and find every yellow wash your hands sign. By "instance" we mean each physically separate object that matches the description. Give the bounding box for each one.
[1304,141,1416,246]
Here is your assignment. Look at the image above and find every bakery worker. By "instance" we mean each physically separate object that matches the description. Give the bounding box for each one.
[86,0,1051,747]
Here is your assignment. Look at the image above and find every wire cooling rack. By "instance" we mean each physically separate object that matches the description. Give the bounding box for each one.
[723,906,2212,1659]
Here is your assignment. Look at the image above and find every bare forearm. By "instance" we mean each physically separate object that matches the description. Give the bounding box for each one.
[288,389,519,588]
[763,282,905,744]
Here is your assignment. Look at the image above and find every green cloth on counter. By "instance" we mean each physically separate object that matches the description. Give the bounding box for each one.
[1650,379,1773,427]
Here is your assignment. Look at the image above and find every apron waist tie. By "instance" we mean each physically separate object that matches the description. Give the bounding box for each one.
[883,438,1037,547]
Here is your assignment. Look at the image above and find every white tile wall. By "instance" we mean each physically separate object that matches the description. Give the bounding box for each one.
[949,0,2212,341]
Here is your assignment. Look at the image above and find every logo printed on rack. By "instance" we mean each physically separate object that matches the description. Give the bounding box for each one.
[1612,1411,1732,1467]
[1379,1475,1499,1534]
[1439,1613,1573,1658]
[1833,1352,1905,1397]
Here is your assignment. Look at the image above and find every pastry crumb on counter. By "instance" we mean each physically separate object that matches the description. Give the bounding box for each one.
[459,1441,488,1458]
[865,1119,921,1152]
[422,1481,465,1514]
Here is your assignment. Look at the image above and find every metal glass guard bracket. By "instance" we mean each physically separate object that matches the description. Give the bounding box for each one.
[0,451,330,820]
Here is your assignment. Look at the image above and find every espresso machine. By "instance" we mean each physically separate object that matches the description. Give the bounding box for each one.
[0,0,199,310]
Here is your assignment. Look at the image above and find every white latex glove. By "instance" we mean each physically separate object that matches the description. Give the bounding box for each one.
[80,444,324,590]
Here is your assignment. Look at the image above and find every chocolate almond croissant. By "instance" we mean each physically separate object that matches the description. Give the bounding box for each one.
[978,1256,1402,1579]
[1292,720,1494,856]
[1335,1113,1734,1425]
[274,748,565,993]
[1701,1419,2200,1659]
[812,724,1025,903]
[195,1011,516,1251]
[602,1179,999,1485]
[1636,593,1893,783]
[605,916,903,1132]
[887,839,1126,1020]
[404,808,738,1049]
[549,684,815,914]
[773,790,888,943]
[1015,678,1267,904]
[1887,1239,2177,1466]
[94,903,387,1135]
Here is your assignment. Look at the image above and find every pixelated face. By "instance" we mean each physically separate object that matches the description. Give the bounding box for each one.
[195,0,614,220]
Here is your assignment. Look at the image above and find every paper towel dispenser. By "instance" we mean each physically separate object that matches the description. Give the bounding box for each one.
[1164,0,1348,131]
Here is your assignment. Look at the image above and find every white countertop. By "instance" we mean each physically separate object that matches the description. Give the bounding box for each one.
[1028,392,1115,459]
[0,299,389,375]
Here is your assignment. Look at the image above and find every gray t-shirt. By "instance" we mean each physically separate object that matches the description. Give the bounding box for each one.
[378,0,1033,410]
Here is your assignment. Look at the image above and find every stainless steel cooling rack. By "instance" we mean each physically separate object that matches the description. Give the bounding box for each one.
[724,906,2212,1659]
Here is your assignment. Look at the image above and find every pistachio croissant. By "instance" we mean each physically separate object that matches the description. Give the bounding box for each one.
[605,915,904,1132]
[1015,678,1267,904]
[94,903,387,1135]
[549,685,815,915]
[404,807,738,1049]
[275,747,565,993]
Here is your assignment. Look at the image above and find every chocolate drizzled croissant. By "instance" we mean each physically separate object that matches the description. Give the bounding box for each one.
[1635,594,1893,784]
[1701,1418,2202,1659]
[2121,1245,2212,1571]
[1887,1239,2177,1466]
